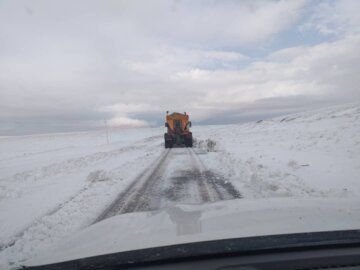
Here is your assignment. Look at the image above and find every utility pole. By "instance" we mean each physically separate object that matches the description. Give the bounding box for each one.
[104,120,109,145]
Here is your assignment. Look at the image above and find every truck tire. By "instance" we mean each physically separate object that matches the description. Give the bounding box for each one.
[165,139,173,148]
[189,138,193,147]
[185,137,193,147]
[164,133,172,148]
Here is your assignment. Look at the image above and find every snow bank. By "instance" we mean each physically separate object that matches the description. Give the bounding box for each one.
[0,127,163,267]
[194,103,360,198]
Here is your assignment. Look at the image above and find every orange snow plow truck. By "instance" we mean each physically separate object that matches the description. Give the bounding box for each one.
[164,112,193,148]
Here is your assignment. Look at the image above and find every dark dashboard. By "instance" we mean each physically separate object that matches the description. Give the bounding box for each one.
[23,230,360,270]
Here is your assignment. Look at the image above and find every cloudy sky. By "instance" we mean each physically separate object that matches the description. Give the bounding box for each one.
[1,0,360,135]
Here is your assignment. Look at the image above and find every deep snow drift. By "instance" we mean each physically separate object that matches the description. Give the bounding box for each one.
[0,103,359,268]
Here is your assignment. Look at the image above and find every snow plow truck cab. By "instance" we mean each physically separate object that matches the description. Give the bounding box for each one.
[164,112,193,148]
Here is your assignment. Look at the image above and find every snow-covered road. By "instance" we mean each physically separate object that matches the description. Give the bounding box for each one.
[97,148,241,221]
[0,142,241,267]
[0,103,359,268]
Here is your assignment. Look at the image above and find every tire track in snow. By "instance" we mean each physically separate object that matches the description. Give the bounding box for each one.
[187,148,217,202]
[95,149,171,221]
[188,148,242,202]
[96,147,242,222]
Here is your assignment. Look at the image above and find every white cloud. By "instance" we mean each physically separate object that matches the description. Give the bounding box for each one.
[172,69,211,81]
[1,0,360,134]
[169,35,360,111]
[124,0,307,47]
[121,47,249,78]
[99,103,157,114]
[300,0,360,36]
[98,103,158,127]
[107,116,149,128]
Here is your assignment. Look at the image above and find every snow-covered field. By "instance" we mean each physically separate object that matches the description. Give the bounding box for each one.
[0,103,359,268]
[193,103,360,198]
[0,128,164,267]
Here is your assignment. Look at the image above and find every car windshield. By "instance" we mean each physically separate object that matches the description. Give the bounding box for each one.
[0,1,359,269]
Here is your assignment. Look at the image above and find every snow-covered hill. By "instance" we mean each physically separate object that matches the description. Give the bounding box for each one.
[0,103,359,268]
[194,103,360,198]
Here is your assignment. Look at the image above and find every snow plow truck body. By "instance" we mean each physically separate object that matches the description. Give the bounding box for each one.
[164,112,193,148]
